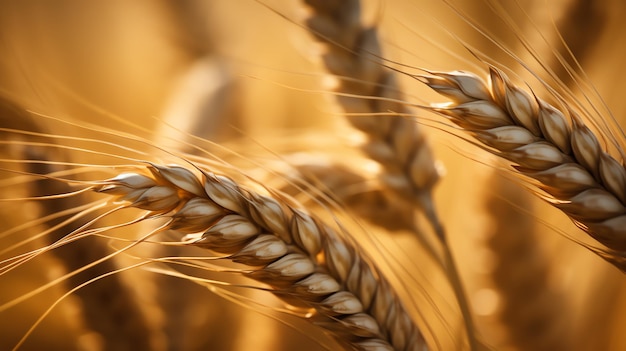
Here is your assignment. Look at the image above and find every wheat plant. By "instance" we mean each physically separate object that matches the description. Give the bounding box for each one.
[1,1,625,351]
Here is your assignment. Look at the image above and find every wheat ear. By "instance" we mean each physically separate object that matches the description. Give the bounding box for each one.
[301,3,488,347]
[424,67,626,268]
[0,98,160,351]
[29,162,160,351]
[264,153,415,231]
[484,173,572,351]
[96,164,428,351]
[302,0,441,235]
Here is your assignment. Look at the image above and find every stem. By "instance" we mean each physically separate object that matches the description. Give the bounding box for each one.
[442,235,479,351]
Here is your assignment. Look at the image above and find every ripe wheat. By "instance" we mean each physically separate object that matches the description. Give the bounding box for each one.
[423,67,626,269]
[303,0,442,235]
[96,163,428,351]
[302,2,483,348]
[1,1,625,350]
[0,98,159,351]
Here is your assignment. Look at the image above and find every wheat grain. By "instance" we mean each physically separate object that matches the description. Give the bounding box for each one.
[96,163,429,351]
[423,67,626,267]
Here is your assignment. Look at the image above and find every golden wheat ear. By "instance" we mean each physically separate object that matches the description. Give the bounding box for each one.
[299,2,503,349]
[302,0,442,235]
[94,163,431,350]
[423,67,626,270]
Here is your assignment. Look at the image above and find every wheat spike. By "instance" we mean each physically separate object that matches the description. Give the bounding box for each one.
[301,3,488,347]
[303,0,442,235]
[262,153,416,231]
[96,164,429,351]
[0,98,161,351]
[29,163,161,351]
[300,3,491,346]
[423,67,626,267]
[483,173,572,351]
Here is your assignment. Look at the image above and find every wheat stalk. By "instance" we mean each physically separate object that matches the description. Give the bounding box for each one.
[95,163,428,351]
[423,67,626,269]
[301,2,487,347]
[29,163,160,351]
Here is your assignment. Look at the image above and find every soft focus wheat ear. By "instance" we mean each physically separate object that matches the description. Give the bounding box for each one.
[0,98,160,351]
[423,67,626,270]
[96,163,429,351]
[261,153,415,231]
[483,173,572,351]
[24,160,161,351]
[301,0,442,235]
[301,1,483,348]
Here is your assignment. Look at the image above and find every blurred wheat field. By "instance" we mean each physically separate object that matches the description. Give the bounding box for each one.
[1,0,626,350]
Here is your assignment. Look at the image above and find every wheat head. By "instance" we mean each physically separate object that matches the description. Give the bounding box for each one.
[423,67,626,268]
[96,163,429,351]
[0,98,162,351]
[303,0,442,235]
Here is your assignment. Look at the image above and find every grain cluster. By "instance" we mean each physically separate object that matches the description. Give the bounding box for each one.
[424,68,626,262]
[97,164,428,351]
